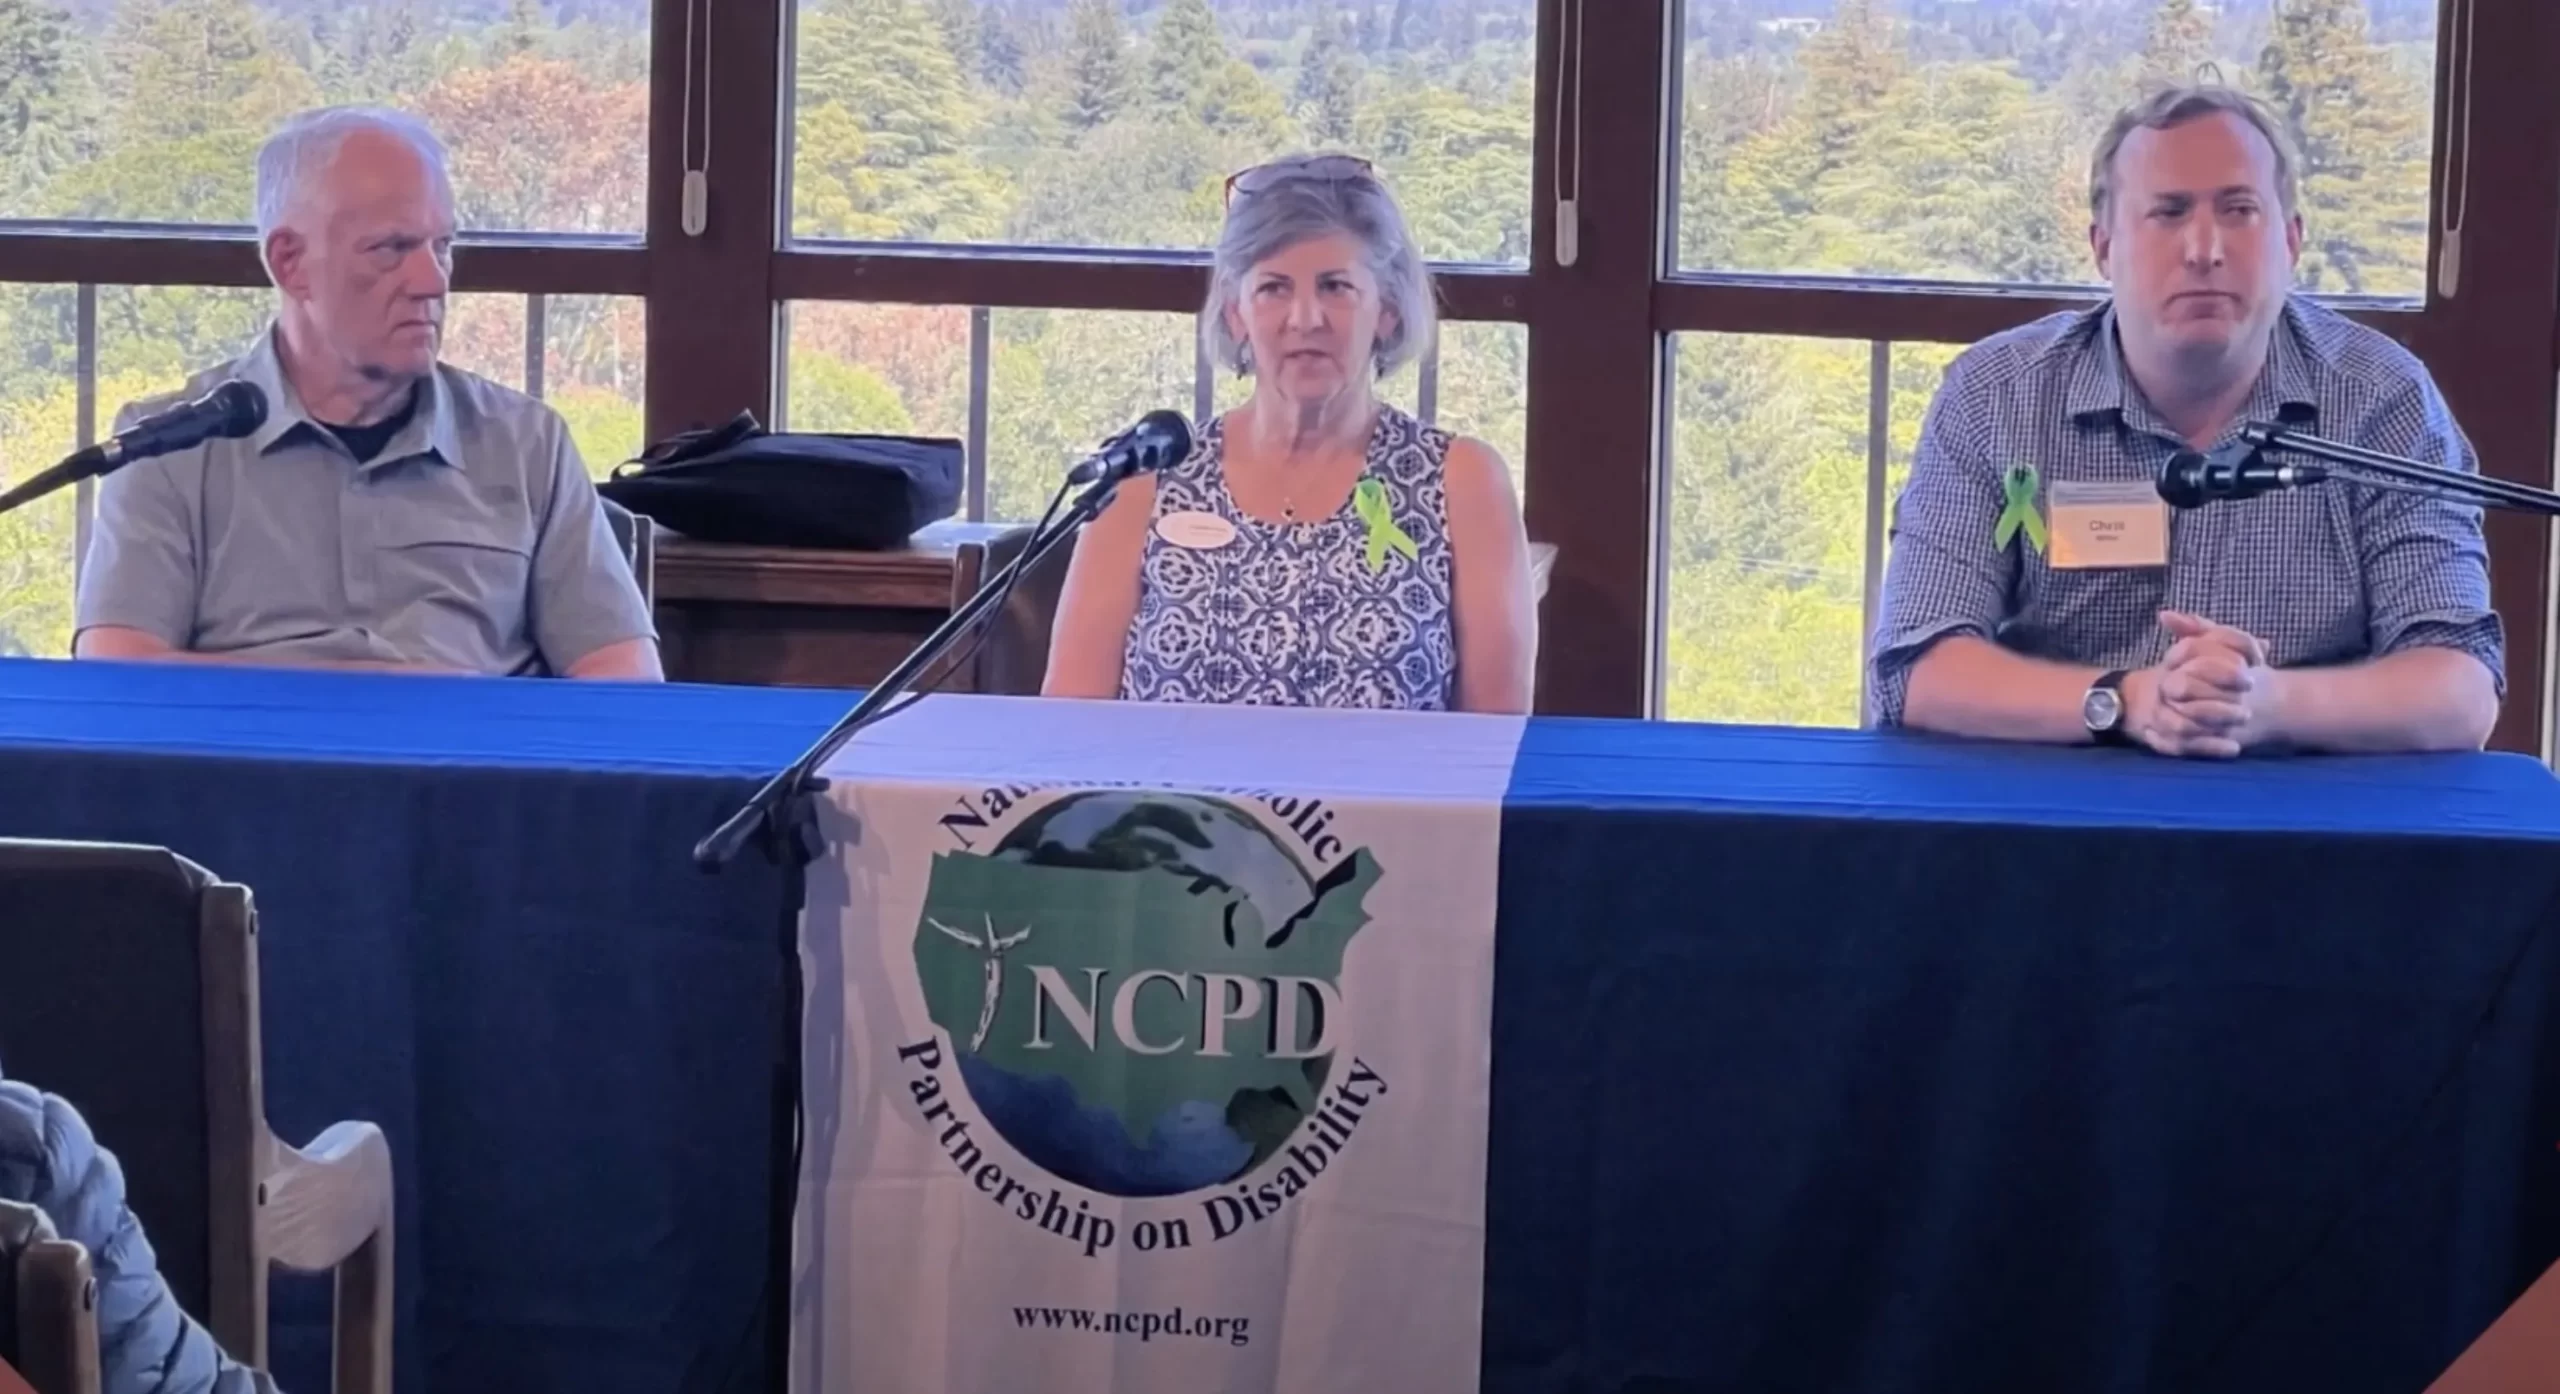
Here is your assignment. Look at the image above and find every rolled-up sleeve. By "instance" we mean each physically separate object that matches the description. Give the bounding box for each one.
[2352,380,2505,694]
[1867,358,2017,726]
[527,418,655,673]
[74,440,198,650]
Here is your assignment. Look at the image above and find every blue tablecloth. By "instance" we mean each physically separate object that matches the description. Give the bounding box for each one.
[0,659,846,1394]
[3,657,2559,1393]
[1496,721,2560,1393]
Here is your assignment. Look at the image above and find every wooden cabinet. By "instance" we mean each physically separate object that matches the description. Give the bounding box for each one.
[650,521,1011,690]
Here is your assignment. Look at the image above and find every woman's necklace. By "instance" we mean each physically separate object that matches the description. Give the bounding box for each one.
[1276,464,1339,523]
[1243,401,1373,524]
[1266,446,1363,523]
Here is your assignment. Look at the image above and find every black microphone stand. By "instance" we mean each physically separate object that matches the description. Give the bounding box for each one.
[0,450,112,519]
[691,466,1126,872]
[2243,420,2560,517]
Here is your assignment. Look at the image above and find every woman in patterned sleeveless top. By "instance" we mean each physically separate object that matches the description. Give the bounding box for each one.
[1044,155,1537,713]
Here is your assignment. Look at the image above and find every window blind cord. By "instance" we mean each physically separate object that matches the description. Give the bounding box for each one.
[1552,0,1584,268]
[2437,0,2476,301]
[682,0,713,237]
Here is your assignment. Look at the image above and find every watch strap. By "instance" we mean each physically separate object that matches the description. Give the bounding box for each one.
[2088,669,2132,746]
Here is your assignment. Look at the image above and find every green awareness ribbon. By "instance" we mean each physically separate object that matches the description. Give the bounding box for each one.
[1354,477,1420,574]
[1994,463,2048,555]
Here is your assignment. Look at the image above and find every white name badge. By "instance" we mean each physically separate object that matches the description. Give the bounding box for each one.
[1155,510,1238,550]
[2048,479,2170,570]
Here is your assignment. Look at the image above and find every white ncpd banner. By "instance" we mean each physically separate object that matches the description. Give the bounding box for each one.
[791,696,1519,1394]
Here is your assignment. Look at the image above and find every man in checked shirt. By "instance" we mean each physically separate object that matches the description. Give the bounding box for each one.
[1870,84,2502,757]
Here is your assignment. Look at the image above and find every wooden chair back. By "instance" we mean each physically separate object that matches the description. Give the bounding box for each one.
[602,496,656,609]
[945,524,1078,696]
[0,841,392,1394]
[0,1201,98,1394]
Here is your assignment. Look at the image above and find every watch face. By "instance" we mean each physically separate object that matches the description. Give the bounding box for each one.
[2083,685,2123,732]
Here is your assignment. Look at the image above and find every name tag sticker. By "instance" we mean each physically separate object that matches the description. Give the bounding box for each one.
[2047,480,2170,570]
[1155,510,1238,550]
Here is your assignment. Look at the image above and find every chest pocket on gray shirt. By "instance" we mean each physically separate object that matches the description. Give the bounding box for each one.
[370,486,536,664]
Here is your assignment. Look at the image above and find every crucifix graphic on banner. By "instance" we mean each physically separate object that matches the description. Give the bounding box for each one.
[928,914,1033,1052]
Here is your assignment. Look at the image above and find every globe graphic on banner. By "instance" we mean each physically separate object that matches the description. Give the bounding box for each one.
[910,790,1379,1199]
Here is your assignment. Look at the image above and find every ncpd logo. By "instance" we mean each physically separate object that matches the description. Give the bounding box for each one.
[894,785,1391,1259]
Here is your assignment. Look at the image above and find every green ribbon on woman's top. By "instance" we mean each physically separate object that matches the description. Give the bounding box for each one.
[1994,463,2048,555]
[1354,477,1419,573]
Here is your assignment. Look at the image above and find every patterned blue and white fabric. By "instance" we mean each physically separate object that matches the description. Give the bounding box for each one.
[1120,404,1457,710]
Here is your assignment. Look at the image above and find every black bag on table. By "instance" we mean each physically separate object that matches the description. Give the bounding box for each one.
[597,411,963,551]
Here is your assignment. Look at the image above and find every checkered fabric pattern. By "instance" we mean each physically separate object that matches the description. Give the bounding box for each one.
[1868,298,2504,727]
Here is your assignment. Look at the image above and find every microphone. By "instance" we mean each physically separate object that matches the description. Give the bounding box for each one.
[73,379,267,474]
[0,380,268,517]
[2156,441,2328,508]
[1066,409,1193,486]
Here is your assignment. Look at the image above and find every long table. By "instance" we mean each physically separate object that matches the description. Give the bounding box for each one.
[3,657,2558,1393]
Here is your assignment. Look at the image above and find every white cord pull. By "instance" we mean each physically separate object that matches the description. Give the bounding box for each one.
[1549,0,1584,271]
[682,170,709,238]
[2435,0,2475,303]
[678,0,713,239]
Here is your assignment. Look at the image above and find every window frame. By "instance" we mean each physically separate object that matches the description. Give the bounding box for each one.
[0,0,2547,753]
[1623,0,2560,751]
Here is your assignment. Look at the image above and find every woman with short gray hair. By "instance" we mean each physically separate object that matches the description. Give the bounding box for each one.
[1044,154,1536,713]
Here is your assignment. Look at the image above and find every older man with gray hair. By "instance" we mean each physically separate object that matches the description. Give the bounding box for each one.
[1869,84,2500,756]
[74,105,660,680]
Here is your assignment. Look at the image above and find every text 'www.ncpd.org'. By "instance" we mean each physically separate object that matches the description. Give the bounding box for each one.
[1011,1306,1250,1347]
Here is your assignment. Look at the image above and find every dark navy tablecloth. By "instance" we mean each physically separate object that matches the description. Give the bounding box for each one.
[0,659,843,1394]
[4,657,2559,1393]
[1493,720,2560,1393]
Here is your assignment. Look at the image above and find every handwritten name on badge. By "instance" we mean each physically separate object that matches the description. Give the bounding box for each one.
[1156,510,1238,550]
[2048,479,2169,570]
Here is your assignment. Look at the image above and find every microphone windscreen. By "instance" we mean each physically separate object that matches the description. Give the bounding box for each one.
[1130,409,1194,473]
[2156,451,2207,509]
[210,380,269,437]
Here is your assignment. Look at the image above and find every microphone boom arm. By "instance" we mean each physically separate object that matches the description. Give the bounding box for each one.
[696,405,1192,870]
[2244,421,2560,518]
[692,468,1123,872]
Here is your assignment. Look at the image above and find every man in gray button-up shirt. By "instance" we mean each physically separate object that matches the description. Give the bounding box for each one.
[74,106,660,681]
[1871,85,2499,756]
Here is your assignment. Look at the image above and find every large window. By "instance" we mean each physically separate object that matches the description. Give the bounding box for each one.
[1661,333,1954,726]
[788,0,1539,262]
[445,294,651,470]
[1676,0,2440,298]
[0,0,649,234]
[0,0,652,659]
[1,0,2552,750]
[1656,0,2472,730]
[0,285,79,660]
